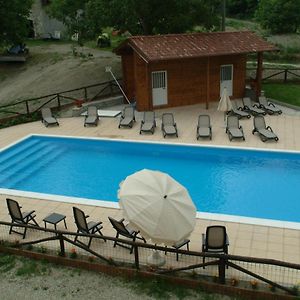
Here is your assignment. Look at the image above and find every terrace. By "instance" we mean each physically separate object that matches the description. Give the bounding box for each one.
[0,101,299,293]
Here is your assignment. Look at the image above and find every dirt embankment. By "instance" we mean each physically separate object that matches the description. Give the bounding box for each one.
[0,44,122,105]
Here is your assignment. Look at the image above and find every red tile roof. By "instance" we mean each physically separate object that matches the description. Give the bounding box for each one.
[115,31,278,62]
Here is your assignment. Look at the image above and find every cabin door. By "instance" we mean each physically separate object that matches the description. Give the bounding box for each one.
[152,71,168,106]
[220,65,233,96]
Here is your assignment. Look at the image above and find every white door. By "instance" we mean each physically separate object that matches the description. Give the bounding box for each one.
[220,65,233,97]
[152,71,168,106]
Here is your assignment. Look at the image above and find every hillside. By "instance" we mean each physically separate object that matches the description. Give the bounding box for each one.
[0,43,121,106]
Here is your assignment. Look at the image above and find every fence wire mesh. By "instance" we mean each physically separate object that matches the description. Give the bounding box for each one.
[0,221,299,294]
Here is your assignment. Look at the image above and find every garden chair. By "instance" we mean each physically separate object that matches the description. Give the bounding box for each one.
[6,198,39,239]
[108,217,146,253]
[196,115,212,140]
[84,106,99,126]
[161,113,178,138]
[41,107,59,127]
[229,101,251,119]
[140,111,156,134]
[258,96,282,115]
[226,115,245,141]
[202,225,229,267]
[73,207,105,248]
[242,97,266,116]
[252,116,279,142]
[118,106,135,128]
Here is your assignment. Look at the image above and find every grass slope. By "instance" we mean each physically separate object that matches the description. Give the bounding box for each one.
[263,83,300,107]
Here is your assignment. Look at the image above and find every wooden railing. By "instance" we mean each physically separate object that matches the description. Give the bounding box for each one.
[247,67,300,83]
[0,79,122,120]
[0,220,299,296]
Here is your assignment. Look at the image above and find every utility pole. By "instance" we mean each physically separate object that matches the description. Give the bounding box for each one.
[221,0,226,31]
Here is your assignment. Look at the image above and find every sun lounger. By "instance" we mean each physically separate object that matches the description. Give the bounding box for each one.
[73,207,105,248]
[118,106,135,128]
[196,115,212,140]
[140,111,156,134]
[258,96,282,115]
[162,113,178,138]
[242,97,266,116]
[229,101,251,119]
[6,198,39,239]
[84,106,99,127]
[108,217,146,253]
[226,115,245,141]
[41,107,59,127]
[252,116,279,142]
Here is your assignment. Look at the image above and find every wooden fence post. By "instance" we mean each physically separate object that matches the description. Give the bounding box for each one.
[134,245,140,270]
[57,94,61,109]
[284,69,288,83]
[59,233,65,256]
[218,257,226,284]
[25,101,30,115]
[84,87,88,101]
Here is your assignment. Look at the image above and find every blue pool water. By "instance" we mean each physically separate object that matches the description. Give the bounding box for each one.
[0,135,299,223]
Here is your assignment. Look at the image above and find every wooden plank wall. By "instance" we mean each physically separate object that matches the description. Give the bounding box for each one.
[121,52,247,110]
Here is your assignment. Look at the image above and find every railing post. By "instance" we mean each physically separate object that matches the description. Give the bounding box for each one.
[284,69,288,83]
[58,233,65,256]
[57,94,61,109]
[25,101,30,115]
[218,257,226,284]
[134,245,140,270]
[84,87,88,101]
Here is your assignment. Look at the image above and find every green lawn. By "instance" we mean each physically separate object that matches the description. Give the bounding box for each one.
[262,83,300,107]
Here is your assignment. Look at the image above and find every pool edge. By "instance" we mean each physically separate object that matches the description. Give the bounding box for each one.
[1,188,299,230]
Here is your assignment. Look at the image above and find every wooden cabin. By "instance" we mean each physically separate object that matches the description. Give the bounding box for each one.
[114,31,277,111]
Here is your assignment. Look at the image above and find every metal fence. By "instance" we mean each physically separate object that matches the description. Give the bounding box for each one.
[0,220,299,296]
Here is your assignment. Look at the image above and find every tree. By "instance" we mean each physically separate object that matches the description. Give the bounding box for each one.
[256,0,300,34]
[0,0,33,47]
[48,0,221,41]
[227,0,258,19]
[95,0,221,35]
[47,0,93,45]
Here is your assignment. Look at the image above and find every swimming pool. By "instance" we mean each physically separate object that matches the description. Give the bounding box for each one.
[0,135,299,225]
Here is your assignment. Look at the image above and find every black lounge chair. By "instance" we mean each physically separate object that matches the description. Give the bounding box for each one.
[258,96,282,115]
[202,225,229,267]
[242,97,266,116]
[108,217,146,253]
[41,107,59,127]
[118,106,135,128]
[252,116,279,142]
[197,115,212,140]
[140,111,156,134]
[226,115,245,141]
[84,106,99,127]
[6,198,39,239]
[229,101,251,119]
[73,207,105,248]
[162,113,178,138]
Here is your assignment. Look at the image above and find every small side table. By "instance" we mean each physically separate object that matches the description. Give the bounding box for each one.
[43,213,67,232]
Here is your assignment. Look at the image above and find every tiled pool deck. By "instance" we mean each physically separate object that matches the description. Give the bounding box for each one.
[0,102,299,265]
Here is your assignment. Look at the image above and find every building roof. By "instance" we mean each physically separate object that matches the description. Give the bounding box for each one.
[115,31,278,62]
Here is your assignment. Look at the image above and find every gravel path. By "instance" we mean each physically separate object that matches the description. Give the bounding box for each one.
[0,255,233,300]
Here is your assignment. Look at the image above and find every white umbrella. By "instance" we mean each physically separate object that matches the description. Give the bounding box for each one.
[218,87,233,122]
[118,169,196,246]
